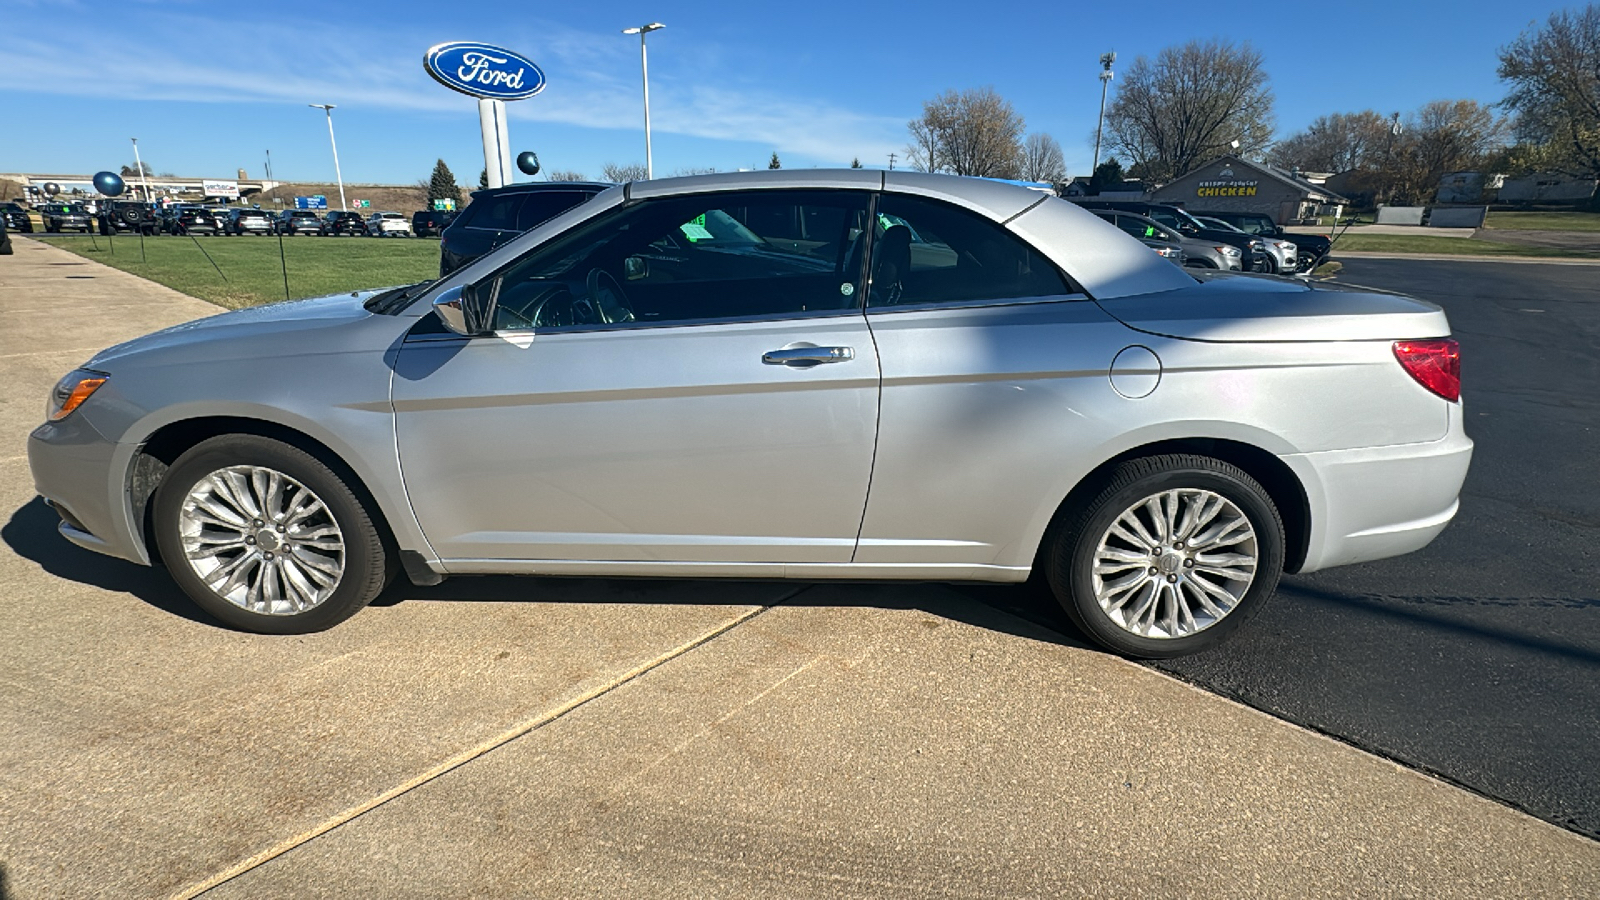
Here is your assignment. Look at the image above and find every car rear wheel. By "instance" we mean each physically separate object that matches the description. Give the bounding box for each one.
[1046,454,1284,658]
[153,435,391,634]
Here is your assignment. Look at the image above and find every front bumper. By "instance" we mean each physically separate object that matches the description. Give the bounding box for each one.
[28,414,147,564]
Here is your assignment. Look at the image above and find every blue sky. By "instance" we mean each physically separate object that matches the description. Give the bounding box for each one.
[0,0,1572,186]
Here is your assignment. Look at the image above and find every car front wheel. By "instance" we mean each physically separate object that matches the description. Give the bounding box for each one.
[153,435,391,634]
[1047,454,1285,658]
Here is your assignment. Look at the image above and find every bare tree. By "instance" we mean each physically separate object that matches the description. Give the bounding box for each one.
[1498,5,1600,178]
[1267,110,1392,172]
[905,87,1025,178]
[601,162,649,182]
[1020,133,1066,183]
[1104,39,1275,183]
[546,170,590,182]
[1391,99,1508,202]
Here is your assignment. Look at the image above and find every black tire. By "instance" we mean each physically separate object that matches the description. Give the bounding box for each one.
[153,435,390,634]
[1046,454,1284,658]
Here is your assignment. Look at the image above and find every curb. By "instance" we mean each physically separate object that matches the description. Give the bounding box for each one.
[1330,251,1600,265]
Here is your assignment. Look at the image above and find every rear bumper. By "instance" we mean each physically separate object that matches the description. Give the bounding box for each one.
[1287,405,1474,573]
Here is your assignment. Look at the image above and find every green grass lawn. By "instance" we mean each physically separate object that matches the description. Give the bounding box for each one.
[1333,234,1600,258]
[1482,210,1600,232]
[35,234,440,308]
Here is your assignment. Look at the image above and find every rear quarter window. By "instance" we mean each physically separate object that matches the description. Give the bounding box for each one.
[463,195,525,231]
[515,192,591,230]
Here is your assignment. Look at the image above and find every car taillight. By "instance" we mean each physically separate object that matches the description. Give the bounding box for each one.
[1393,339,1460,402]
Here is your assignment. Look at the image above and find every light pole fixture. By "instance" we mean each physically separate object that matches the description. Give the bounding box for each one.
[622,22,665,179]
[130,137,152,202]
[1093,51,1116,173]
[308,104,348,211]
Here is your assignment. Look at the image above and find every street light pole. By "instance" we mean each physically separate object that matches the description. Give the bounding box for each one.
[1093,51,1116,173]
[130,137,151,202]
[623,23,665,179]
[308,104,348,211]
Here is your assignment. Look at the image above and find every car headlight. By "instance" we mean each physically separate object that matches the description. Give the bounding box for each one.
[48,369,108,421]
[1217,246,1241,256]
[1276,241,1295,251]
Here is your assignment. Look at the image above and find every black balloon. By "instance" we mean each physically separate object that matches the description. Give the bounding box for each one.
[42,182,61,197]
[516,151,540,176]
[93,171,126,197]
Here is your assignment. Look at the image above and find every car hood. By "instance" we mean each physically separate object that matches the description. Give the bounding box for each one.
[86,289,390,368]
[1095,272,1450,342]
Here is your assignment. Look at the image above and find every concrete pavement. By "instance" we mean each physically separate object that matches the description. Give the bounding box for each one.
[3,236,1597,898]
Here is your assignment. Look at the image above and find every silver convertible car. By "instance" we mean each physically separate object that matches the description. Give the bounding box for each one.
[29,171,1473,657]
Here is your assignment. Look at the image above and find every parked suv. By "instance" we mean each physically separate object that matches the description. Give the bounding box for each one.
[38,202,93,233]
[1190,209,1331,272]
[98,200,158,236]
[412,209,456,237]
[225,208,276,236]
[1,202,34,233]
[159,205,221,236]
[366,211,413,237]
[1194,215,1296,274]
[1070,199,1268,272]
[1091,210,1239,270]
[320,210,368,236]
[438,181,611,276]
[276,209,323,235]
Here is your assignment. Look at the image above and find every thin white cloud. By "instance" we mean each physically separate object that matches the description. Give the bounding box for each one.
[3,8,906,166]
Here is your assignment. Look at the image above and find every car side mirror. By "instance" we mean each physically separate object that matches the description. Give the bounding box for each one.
[432,284,491,336]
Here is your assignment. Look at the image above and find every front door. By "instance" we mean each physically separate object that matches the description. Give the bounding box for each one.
[393,188,880,565]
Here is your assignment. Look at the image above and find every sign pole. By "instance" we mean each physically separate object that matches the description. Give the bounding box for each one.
[479,99,510,188]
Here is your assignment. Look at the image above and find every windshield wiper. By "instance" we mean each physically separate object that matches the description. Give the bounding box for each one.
[363,281,432,315]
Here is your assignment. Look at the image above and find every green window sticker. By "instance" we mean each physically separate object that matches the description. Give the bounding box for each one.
[677,213,712,242]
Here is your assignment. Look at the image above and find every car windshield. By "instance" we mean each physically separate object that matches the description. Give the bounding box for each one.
[1199,217,1243,233]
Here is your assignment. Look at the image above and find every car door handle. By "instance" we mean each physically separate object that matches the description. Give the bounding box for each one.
[762,346,855,367]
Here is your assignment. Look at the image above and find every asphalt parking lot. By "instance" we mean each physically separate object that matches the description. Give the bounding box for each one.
[1155,258,1600,839]
[2,238,1597,898]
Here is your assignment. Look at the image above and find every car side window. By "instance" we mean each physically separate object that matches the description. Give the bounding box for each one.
[486,189,871,331]
[1111,215,1157,240]
[867,194,1072,308]
[467,195,525,232]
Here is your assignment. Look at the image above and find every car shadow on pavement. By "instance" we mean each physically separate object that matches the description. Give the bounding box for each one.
[372,572,1094,652]
[2,497,213,626]
[4,493,1093,650]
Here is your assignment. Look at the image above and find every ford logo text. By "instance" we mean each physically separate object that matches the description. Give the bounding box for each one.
[424,42,546,101]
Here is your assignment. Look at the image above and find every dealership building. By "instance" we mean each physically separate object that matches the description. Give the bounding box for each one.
[1149,155,1346,225]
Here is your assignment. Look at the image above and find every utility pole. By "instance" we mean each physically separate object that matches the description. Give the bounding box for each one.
[130,137,151,203]
[1093,51,1116,173]
[888,152,896,171]
[623,23,665,179]
[309,104,348,211]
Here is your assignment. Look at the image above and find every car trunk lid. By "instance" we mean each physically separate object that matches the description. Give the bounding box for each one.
[1094,272,1450,342]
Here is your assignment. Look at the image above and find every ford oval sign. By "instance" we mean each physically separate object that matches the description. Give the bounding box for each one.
[424,42,546,101]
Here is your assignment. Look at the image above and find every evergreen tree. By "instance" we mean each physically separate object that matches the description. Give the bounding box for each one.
[850,157,862,168]
[769,152,782,169]
[426,159,459,204]
[478,168,489,189]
